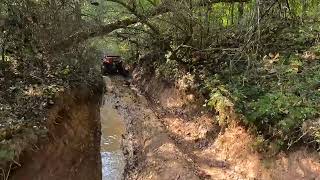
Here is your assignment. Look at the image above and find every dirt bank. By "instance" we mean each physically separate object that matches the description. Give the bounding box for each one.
[129,67,320,180]
[9,86,103,180]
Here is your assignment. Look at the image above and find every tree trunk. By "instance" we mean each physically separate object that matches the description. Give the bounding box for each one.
[238,3,244,24]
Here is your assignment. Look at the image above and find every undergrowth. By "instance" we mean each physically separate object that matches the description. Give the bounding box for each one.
[207,45,320,152]
[149,20,320,152]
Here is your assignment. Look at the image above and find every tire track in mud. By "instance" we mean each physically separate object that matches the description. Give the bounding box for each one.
[103,76,200,180]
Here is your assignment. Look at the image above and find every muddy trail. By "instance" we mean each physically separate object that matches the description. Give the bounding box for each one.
[101,76,200,180]
[101,75,320,180]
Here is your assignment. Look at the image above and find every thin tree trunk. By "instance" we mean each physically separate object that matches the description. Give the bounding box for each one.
[238,3,244,24]
[205,4,211,44]
[75,1,82,27]
[257,0,261,39]
[1,41,4,62]
[231,4,234,24]
[285,0,291,18]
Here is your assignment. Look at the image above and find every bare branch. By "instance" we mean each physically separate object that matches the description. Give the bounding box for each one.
[50,0,250,51]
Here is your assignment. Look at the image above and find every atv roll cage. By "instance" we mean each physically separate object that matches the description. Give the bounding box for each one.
[101,55,129,77]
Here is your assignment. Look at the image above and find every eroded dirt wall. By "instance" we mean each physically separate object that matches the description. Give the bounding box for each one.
[9,87,103,180]
[131,67,320,180]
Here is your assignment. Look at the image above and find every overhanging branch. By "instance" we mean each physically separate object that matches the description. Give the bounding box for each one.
[50,0,249,51]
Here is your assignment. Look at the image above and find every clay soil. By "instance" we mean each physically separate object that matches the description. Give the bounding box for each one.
[106,74,320,180]
[9,89,102,180]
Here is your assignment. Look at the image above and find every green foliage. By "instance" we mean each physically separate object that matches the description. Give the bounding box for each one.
[225,50,320,147]
[207,86,234,125]
[91,0,320,151]
[246,92,317,131]
[96,0,320,151]
[251,135,267,152]
[155,58,180,80]
[0,148,14,162]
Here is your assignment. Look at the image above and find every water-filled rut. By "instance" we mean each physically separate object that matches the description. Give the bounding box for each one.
[100,95,125,180]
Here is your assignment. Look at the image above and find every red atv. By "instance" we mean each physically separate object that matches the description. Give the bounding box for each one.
[101,55,129,77]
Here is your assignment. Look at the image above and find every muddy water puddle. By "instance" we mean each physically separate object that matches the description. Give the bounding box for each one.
[100,100,125,180]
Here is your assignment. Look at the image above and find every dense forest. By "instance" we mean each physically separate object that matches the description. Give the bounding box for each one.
[0,0,320,177]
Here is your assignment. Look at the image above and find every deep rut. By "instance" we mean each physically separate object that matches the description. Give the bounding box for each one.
[103,76,200,180]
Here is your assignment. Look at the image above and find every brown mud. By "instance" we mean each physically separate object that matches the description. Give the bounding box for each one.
[116,67,320,180]
[6,72,320,180]
[9,88,103,180]
[104,76,199,180]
